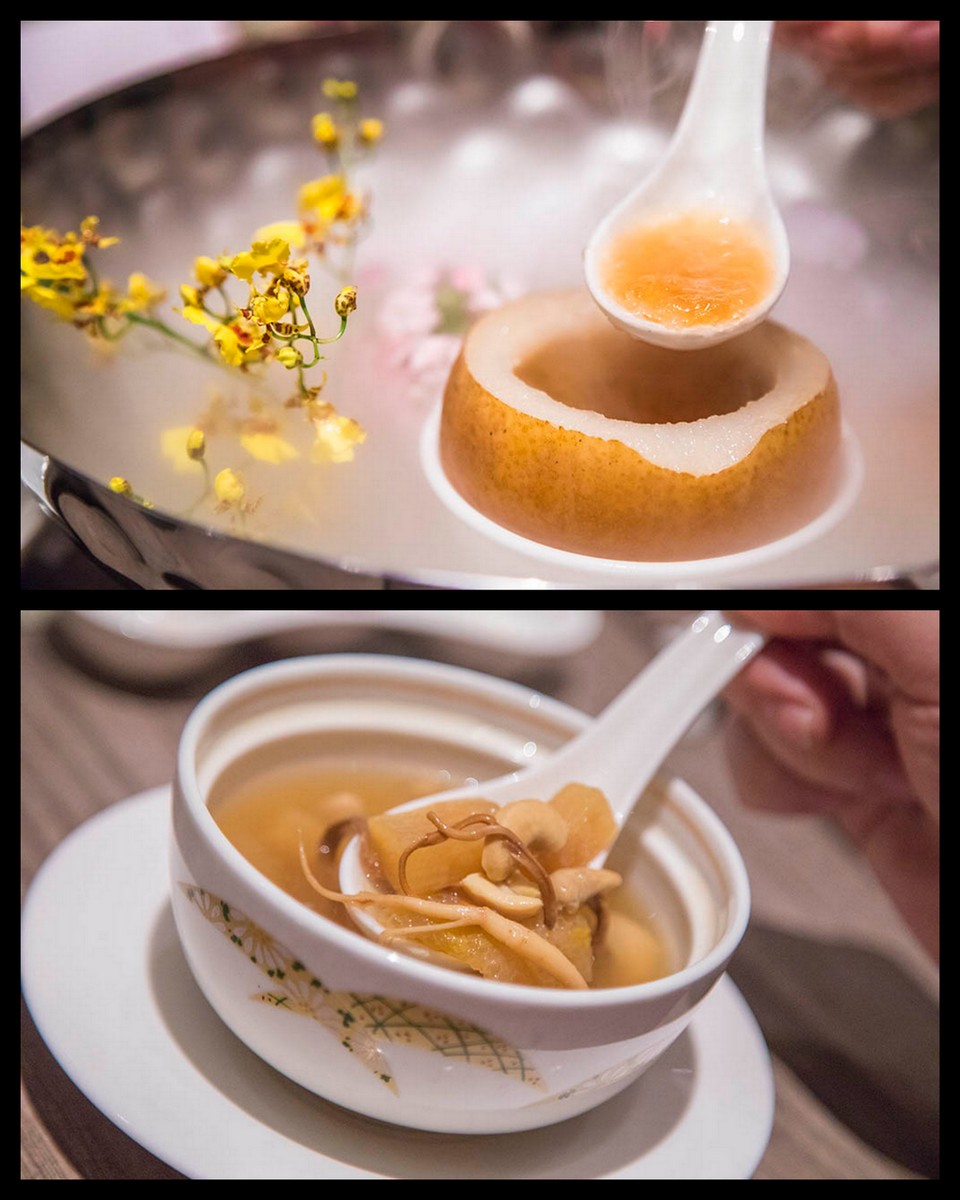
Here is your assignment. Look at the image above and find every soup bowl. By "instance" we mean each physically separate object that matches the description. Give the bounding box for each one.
[170,653,750,1134]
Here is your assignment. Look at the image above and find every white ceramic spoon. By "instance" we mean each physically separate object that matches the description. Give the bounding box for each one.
[584,19,789,350]
[338,609,765,939]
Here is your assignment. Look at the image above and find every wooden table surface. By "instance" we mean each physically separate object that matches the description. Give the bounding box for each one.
[20,610,939,1180]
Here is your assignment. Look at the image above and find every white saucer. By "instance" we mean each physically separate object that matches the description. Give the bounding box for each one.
[21,788,774,1180]
[421,402,864,579]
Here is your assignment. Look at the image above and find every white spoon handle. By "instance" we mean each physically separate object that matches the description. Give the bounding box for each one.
[669,20,773,194]
[525,610,765,827]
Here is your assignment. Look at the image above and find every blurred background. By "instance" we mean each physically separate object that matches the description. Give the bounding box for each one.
[21,608,938,1178]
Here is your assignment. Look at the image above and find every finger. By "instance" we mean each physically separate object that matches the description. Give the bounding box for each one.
[724,716,853,817]
[818,33,940,79]
[813,20,936,65]
[726,639,889,725]
[774,21,834,49]
[846,799,939,963]
[728,612,939,704]
[724,639,859,745]
[886,687,940,824]
[863,20,940,67]
[728,614,939,824]
[723,657,914,803]
[777,19,939,71]
[728,610,839,639]
[824,66,940,118]
[726,718,939,961]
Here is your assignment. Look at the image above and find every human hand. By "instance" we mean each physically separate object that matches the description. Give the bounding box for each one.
[722,611,939,962]
[775,20,940,119]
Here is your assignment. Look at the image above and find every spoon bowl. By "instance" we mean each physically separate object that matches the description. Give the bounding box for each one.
[338,609,765,941]
[584,20,789,350]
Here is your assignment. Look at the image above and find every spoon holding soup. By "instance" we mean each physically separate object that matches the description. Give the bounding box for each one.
[584,20,789,349]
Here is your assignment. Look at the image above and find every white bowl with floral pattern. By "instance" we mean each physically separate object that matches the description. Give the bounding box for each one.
[170,654,750,1134]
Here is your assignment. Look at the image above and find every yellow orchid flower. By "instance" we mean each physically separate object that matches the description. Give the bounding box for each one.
[21,91,379,476]
[80,216,119,248]
[122,272,166,313]
[20,217,124,319]
[179,283,203,308]
[358,117,384,145]
[181,303,222,334]
[76,283,121,318]
[21,222,54,250]
[279,260,310,296]
[240,430,300,465]
[250,284,290,324]
[19,220,90,288]
[213,315,266,366]
[298,175,349,225]
[311,112,339,149]
[20,237,86,284]
[23,282,84,320]
[254,221,306,250]
[162,425,206,471]
[213,324,247,366]
[187,429,207,461]
[322,78,357,100]
[226,237,290,283]
[194,255,228,289]
[334,286,357,318]
[309,409,366,463]
[335,190,364,224]
[214,468,246,507]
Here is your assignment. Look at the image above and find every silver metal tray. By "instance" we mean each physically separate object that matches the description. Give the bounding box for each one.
[21,22,939,589]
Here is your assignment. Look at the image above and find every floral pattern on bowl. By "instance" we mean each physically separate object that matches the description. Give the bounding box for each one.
[180,882,544,1095]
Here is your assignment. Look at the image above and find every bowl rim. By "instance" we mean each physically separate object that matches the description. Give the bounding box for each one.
[175,652,751,1016]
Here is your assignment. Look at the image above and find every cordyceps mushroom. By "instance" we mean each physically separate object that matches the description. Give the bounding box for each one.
[398,810,560,928]
[297,833,588,989]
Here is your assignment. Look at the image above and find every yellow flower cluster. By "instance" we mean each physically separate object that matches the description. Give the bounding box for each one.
[179,237,296,367]
[177,232,357,385]
[21,217,165,331]
[298,78,383,252]
[24,78,381,526]
[298,174,367,244]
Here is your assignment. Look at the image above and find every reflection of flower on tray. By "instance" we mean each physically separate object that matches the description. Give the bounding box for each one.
[376,264,526,409]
